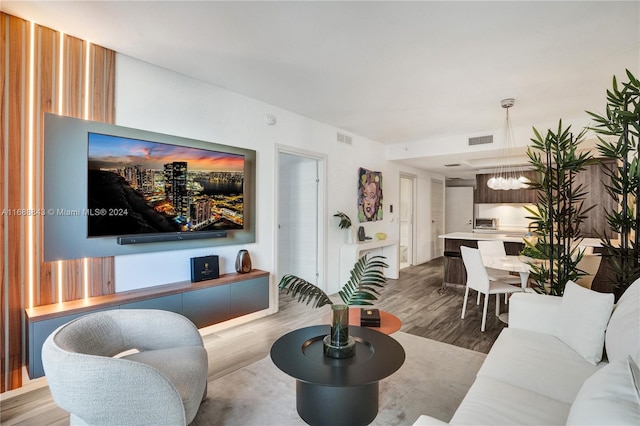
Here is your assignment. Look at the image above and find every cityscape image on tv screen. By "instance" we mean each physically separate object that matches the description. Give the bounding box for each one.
[87,132,244,237]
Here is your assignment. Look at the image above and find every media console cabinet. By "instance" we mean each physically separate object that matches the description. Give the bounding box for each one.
[25,269,269,379]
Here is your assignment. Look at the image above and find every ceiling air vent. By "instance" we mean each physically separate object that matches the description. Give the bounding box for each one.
[337,132,353,145]
[444,163,461,167]
[468,135,493,146]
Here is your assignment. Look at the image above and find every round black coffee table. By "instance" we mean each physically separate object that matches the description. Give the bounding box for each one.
[270,325,405,426]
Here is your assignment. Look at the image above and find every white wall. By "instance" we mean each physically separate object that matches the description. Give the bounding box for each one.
[113,54,441,304]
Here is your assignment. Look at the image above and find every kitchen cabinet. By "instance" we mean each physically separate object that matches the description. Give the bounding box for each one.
[475,161,617,239]
[474,171,537,204]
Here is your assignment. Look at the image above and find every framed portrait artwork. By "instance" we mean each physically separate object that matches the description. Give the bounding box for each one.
[358,167,383,222]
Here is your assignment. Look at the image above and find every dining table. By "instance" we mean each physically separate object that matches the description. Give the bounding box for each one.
[481,255,533,323]
[482,255,532,289]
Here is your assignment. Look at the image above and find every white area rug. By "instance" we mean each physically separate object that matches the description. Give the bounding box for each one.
[191,332,486,425]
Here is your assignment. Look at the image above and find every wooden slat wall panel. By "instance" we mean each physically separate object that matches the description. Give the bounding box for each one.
[0,13,7,395]
[5,13,28,393]
[65,36,84,118]
[64,259,82,302]
[1,12,116,391]
[104,49,116,124]
[36,25,56,306]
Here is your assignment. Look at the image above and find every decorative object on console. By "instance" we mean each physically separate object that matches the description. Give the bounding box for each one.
[361,308,381,327]
[486,98,529,190]
[190,255,220,282]
[235,249,252,273]
[375,232,387,240]
[358,226,366,241]
[278,254,388,358]
[358,167,383,222]
[587,69,640,299]
[525,120,595,295]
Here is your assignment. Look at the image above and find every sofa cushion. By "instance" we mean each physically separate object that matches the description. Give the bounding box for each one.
[566,356,640,425]
[477,328,602,404]
[554,280,614,365]
[123,345,208,424]
[450,376,570,425]
[605,278,640,363]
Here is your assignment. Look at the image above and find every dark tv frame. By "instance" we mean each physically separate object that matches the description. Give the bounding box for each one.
[43,114,256,261]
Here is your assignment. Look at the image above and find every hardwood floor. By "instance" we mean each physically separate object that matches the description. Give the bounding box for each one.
[1,257,506,425]
[375,257,506,353]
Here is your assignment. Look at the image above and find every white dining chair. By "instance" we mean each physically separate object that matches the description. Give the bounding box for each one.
[477,240,522,304]
[460,246,524,332]
[575,254,602,289]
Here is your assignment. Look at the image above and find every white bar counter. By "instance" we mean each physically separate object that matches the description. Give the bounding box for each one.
[439,232,604,247]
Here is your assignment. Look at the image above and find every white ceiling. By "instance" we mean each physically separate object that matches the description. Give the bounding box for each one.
[3,1,639,178]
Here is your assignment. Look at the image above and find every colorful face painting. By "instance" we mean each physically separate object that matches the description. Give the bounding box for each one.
[358,168,383,222]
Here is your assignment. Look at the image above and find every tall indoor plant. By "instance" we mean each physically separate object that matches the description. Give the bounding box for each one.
[524,121,595,295]
[587,69,640,297]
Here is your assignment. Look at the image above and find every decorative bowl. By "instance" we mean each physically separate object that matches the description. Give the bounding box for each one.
[375,232,387,240]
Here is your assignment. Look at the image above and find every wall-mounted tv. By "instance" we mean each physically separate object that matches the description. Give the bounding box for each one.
[87,133,245,243]
[44,114,256,261]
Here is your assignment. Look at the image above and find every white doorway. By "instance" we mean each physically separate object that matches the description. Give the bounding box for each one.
[430,179,444,258]
[276,148,326,292]
[445,186,474,233]
[399,174,416,269]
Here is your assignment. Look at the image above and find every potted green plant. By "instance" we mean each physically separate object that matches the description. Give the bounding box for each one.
[524,121,595,295]
[587,69,640,299]
[334,211,352,230]
[279,254,387,357]
[334,211,354,243]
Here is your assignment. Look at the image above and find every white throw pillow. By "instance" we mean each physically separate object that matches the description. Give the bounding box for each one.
[605,278,640,363]
[555,280,614,365]
[567,357,640,425]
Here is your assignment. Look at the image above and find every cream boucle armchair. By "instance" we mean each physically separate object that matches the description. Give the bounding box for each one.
[42,309,208,425]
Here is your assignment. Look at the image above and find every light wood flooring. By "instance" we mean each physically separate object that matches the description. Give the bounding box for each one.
[1,257,506,425]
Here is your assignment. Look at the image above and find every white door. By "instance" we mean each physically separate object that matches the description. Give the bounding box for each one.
[430,179,444,258]
[278,153,320,285]
[445,187,474,233]
[400,175,415,269]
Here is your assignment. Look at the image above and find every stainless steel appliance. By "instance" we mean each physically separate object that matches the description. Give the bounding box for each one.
[474,218,499,230]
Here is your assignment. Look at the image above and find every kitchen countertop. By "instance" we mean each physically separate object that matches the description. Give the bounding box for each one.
[439,232,605,247]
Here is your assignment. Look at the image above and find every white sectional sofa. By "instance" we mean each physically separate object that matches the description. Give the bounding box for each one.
[414,279,640,425]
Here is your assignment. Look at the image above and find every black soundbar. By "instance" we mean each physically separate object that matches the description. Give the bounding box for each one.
[117,231,228,245]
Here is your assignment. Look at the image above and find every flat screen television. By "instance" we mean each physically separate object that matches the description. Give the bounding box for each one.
[87,132,245,244]
[44,114,256,261]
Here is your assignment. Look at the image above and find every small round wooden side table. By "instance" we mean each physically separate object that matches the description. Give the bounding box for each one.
[321,307,401,334]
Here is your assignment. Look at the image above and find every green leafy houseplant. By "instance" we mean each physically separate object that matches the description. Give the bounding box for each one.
[278,254,388,307]
[525,120,595,296]
[587,69,640,297]
[333,211,352,229]
[519,242,546,260]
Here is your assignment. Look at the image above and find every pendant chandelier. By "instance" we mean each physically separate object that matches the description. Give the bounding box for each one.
[487,98,528,190]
